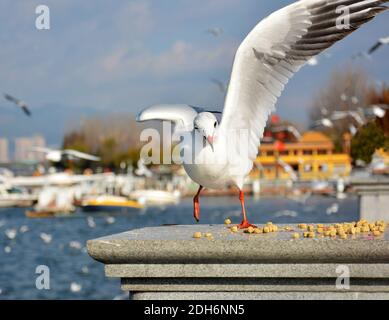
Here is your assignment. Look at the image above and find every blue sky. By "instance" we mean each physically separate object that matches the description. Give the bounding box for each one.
[0,0,388,144]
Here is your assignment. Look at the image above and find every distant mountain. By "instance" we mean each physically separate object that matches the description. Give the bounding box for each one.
[0,103,106,147]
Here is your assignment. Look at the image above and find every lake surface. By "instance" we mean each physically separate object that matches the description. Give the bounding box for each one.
[0,195,359,300]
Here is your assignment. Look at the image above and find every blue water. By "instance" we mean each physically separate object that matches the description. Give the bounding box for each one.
[0,195,359,300]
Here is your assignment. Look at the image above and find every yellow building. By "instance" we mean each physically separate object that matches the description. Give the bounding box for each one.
[253,131,351,181]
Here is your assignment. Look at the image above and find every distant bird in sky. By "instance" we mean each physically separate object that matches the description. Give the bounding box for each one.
[30,147,101,163]
[138,0,388,229]
[211,78,228,94]
[368,36,389,54]
[206,27,223,37]
[312,118,334,128]
[270,125,302,140]
[3,93,31,116]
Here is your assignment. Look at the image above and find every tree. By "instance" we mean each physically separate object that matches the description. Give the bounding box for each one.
[63,113,143,171]
[351,122,388,164]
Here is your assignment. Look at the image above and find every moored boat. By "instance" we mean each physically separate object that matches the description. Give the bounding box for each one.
[81,195,144,212]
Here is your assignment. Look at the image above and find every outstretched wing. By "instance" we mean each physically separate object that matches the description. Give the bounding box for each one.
[30,147,54,154]
[219,0,387,162]
[63,150,101,161]
[136,104,222,132]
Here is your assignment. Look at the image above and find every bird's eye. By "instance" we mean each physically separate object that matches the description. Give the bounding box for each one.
[214,122,217,128]
[194,126,199,130]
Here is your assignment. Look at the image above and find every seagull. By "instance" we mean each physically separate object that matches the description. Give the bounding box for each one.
[270,125,302,140]
[312,118,334,128]
[39,232,52,244]
[330,110,365,126]
[135,158,153,178]
[3,93,31,116]
[30,147,100,163]
[206,27,223,37]
[368,36,389,54]
[137,0,388,229]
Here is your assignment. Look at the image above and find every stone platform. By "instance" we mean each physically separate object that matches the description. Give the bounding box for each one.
[87,224,389,300]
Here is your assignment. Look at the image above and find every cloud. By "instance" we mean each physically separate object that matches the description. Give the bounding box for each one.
[97,40,236,82]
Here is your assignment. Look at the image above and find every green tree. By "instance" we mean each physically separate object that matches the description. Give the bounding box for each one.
[351,122,388,164]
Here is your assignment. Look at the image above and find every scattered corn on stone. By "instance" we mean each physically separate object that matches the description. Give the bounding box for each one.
[298,224,307,230]
[254,228,263,234]
[292,233,300,239]
[247,226,254,234]
[224,218,232,225]
[193,232,202,239]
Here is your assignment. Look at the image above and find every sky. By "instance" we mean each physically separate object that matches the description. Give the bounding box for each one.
[0,0,388,146]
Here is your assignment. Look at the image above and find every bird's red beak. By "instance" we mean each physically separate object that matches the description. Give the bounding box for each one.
[207,136,214,151]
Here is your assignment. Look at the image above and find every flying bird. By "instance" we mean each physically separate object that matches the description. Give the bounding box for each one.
[368,36,389,54]
[3,93,31,116]
[270,125,302,140]
[206,27,223,37]
[137,0,388,229]
[30,147,100,163]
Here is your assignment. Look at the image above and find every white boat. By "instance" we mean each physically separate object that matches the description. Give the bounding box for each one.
[129,189,181,206]
[0,185,36,208]
[31,187,76,214]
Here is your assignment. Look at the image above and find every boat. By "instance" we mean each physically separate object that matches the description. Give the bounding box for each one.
[129,189,181,206]
[0,185,36,208]
[25,210,57,218]
[81,195,144,212]
[26,187,76,217]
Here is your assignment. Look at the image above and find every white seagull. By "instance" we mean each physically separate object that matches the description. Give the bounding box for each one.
[30,147,100,163]
[137,0,387,229]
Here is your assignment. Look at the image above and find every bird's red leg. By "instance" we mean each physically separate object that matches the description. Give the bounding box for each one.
[193,185,203,222]
[237,190,256,229]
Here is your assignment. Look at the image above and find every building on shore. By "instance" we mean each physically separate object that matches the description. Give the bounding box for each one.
[0,138,9,163]
[14,135,46,162]
[253,131,351,181]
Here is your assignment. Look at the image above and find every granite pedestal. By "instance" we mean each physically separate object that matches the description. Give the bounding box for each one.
[87,224,389,300]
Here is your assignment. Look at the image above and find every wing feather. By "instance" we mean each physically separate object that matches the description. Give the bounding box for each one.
[220,0,387,162]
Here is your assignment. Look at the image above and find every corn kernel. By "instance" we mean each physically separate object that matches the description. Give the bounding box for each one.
[263,226,270,233]
[254,228,263,234]
[340,234,347,239]
[224,218,232,225]
[230,226,238,233]
[205,233,213,238]
[292,233,300,239]
[193,232,202,239]
[373,231,381,237]
[298,224,307,230]
[247,226,254,234]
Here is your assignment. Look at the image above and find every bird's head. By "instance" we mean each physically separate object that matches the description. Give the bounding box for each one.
[193,112,218,150]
